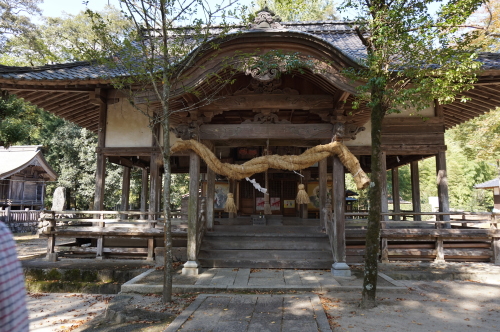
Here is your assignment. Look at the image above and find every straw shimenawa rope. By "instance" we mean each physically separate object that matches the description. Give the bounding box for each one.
[171,140,370,190]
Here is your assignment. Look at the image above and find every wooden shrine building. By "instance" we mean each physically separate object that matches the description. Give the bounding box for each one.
[2,10,500,273]
[0,145,57,210]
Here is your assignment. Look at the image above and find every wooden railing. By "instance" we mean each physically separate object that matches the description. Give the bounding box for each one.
[0,209,41,233]
[342,211,500,264]
[39,210,185,261]
[0,209,41,222]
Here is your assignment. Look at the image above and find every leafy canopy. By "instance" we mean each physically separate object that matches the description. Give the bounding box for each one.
[0,0,41,50]
[340,0,484,114]
[254,0,337,21]
[1,5,132,66]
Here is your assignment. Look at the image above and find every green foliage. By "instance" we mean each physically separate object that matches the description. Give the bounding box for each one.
[0,92,41,147]
[448,107,500,161]
[170,173,189,210]
[40,121,123,210]
[340,0,485,307]
[254,0,338,21]
[341,0,483,115]
[0,0,41,50]
[2,5,132,66]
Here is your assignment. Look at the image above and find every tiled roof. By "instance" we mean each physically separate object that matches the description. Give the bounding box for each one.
[0,146,57,181]
[475,178,500,189]
[0,21,499,81]
[0,62,129,81]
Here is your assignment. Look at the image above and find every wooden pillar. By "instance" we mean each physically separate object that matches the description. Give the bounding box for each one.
[411,161,422,221]
[380,152,389,263]
[207,167,215,230]
[229,179,237,218]
[319,158,327,227]
[436,151,450,224]
[301,170,311,219]
[183,151,200,275]
[149,122,161,221]
[140,168,149,220]
[45,211,58,262]
[92,89,107,211]
[332,155,350,276]
[121,166,131,219]
[391,168,401,221]
[380,152,388,221]
[149,153,161,219]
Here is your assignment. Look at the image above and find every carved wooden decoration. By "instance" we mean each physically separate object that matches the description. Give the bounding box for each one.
[243,109,290,124]
[171,124,199,140]
[248,8,284,30]
[199,123,333,140]
[203,95,334,111]
[234,78,299,95]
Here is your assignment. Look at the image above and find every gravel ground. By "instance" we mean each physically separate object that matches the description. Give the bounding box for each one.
[27,293,114,332]
[321,280,500,332]
[14,233,500,331]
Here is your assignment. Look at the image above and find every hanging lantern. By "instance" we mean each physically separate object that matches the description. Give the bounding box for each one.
[224,193,237,213]
[296,184,310,204]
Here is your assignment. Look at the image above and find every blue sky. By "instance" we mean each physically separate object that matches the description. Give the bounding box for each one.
[39,0,256,18]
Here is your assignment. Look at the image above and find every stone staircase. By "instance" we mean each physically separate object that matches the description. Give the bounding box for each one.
[198,225,334,269]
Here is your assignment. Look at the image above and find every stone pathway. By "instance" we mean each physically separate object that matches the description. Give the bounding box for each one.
[165,294,331,332]
[122,267,404,294]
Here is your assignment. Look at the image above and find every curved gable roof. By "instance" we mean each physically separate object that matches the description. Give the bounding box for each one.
[0,21,500,131]
[0,146,57,181]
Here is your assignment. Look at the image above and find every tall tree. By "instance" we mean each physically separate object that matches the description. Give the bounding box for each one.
[0,0,41,50]
[1,5,131,66]
[340,0,484,308]
[86,0,251,303]
[467,0,500,52]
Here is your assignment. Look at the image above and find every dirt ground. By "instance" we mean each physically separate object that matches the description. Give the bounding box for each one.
[13,233,75,258]
[320,280,500,332]
[14,233,500,331]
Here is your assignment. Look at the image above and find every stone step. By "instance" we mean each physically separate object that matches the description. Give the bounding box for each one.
[202,236,331,250]
[198,249,332,260]
[211,225,324,235]
[198,257,333,269]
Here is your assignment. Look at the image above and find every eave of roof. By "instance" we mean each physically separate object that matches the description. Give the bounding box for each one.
[475,178,500,189]
[0,146,58,181]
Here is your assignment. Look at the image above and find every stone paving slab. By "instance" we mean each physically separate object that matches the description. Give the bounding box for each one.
[121,267,406,294]
[164,294,332,332]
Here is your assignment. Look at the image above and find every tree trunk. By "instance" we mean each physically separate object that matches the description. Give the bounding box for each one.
[162,109,173,303]
[361,85,386,309]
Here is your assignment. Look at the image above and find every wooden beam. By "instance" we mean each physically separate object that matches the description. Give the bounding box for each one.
[121,166,131,217]
[140,168,149,219]
[100,147,160,156]
[37,93,87,110]
[93,98,107,211]
[466,87,500,104]
[392,167,401,221]
[199,94,335,111]
[199,123,334,140]
[411,161,422,221]
[2,85,96,92]
[187,151,200,261]
[333,155,347,264]
[207,166,215,230]
[319,158,327,228]
[29,92,68,105]
[212,139,322,148]
[436,151,450,223]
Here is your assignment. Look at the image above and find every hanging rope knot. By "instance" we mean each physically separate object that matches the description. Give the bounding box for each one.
[170,139,370,190]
